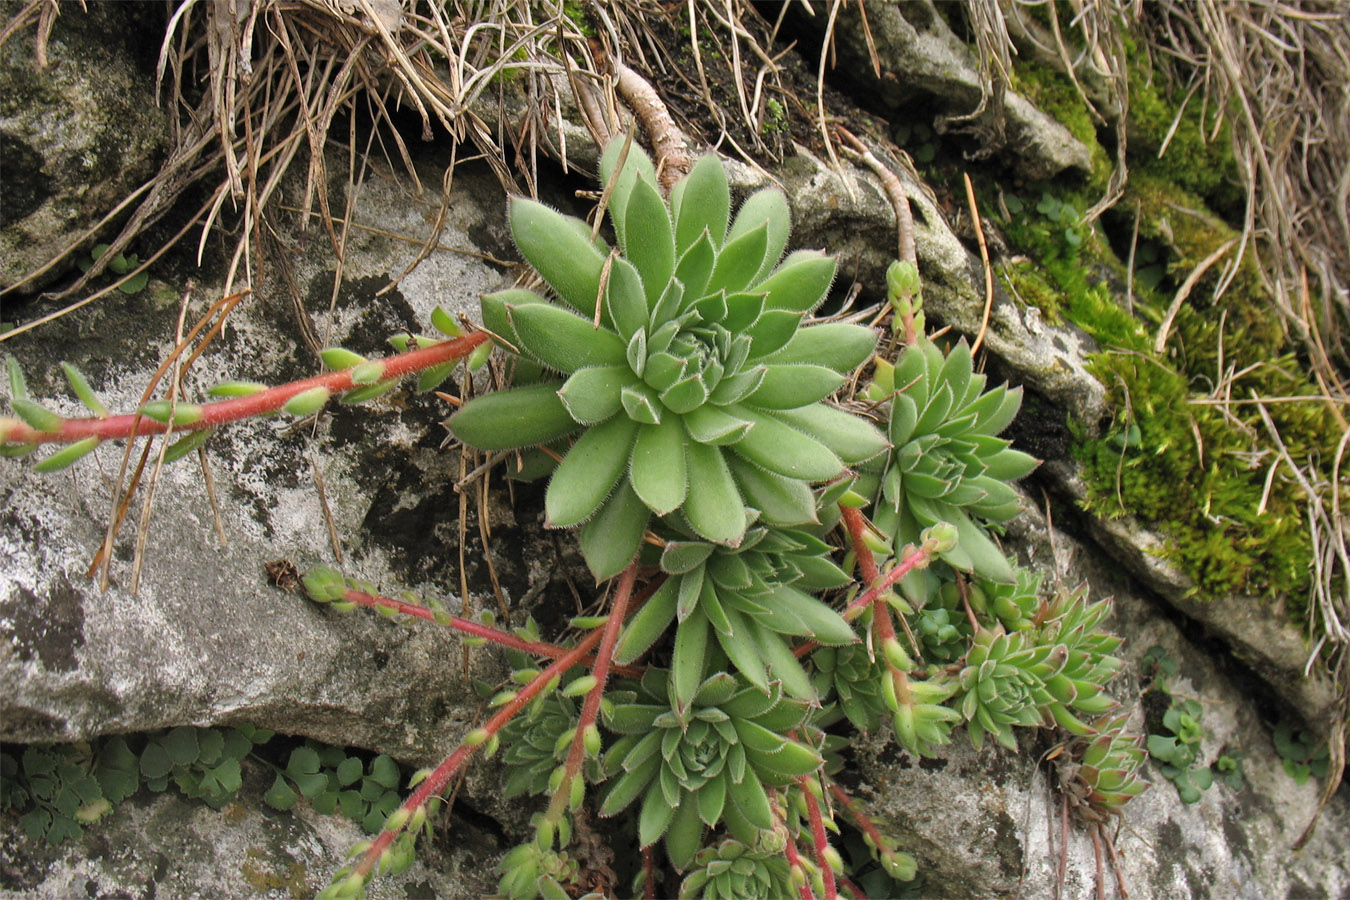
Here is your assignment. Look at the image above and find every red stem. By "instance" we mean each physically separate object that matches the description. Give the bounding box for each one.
[641,845,657,900]
[332,585,643,678]
[827,781,887,860]
[547,562,639,820]
[799,776,838,900]
[349,626,604,882]
[2,333,489,445]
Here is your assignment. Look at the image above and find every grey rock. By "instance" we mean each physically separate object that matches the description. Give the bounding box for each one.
[0,762,494,899]
[0,2,170,294]
[796,0,1092,181]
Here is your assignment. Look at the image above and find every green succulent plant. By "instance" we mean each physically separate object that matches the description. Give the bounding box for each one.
[615,523,856,706]
[448,140,886,580]
[600,670,820,869]
[811,643,887,733]
[1069,712,1150,819]
[678,835,794,900]
[956,628,1053,751]
[861,335,1039,584]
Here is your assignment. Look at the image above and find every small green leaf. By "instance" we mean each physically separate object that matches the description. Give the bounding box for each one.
[265,774,300,810]
[11,399,63,433]
[139,742,173,781]
[60,363,108,417]
[558,366,633,425]
[449,382,580,451]
[579,480,650,580]
[546,415,639,527]
[672,607,711,710]
[705,222,769,297]
[161,428,213,464]
[34,437,99,472]
[207,381,268,398]
[673,153,731,253]
[510,197,607,317]
[629,418,687,515]
[509,302,627,374]
[621,176,675,306]
[727,187,791,283]
[729,406,842,481]
[744,364,845,409]
[282,387,331,417]
[321,347,367,370]
[682,441,747,545]
[431,306,463,337]
[615,577,678,664]
[761,322,877,372]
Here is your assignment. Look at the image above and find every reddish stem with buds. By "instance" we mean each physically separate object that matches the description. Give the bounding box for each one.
[1,333,489,445]
[328,583,642,678]
[349,626,604,882]
[798,776,838,900]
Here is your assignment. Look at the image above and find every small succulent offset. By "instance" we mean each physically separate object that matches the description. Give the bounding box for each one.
[862,333,1038,584]
[600,670,819,870]
[448,139,885,580]
[615,524,855,707]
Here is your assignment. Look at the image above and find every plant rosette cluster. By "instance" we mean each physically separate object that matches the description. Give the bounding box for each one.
[859,333,1038,588]
[615,523,856,708]
[447,139,886,581]
[958,585,1125,751]
[600,670,820,871]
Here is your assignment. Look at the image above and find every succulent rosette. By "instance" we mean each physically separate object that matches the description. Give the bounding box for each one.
[448,140,886,580]
[678,836,793,900]
[860,336,1039,585]
[600,670,820,869]
[614,524,856,706]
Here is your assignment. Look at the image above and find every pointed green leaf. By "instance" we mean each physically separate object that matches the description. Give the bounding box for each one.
[744,364,845,409]
[743,310,802,360]
[558,366,634,425]
[674,153,730,253]
[772,403,889,465]
[638,781,677,845]
[607,257,651,341]
[754,623,816,700]
[726,456,818,526]
[615,577,678,664]
[661,540,716,575]
[745,740,823,780]
[510,197,606,316]
[683,404,752,445]
[547,415,639,527]
[34,437,99,472]
[760,322,877,371]
[659,374,710,415]
[621,382,663,425]
[696,771,727,826]
[448,382,579,450]
[622,177,675,305]
[683,441,747,544]
[600,137,658,244]
[705,222,769,297]
[756,250,837,313]
[509,303,626,374]
[11,399,63,433]
[60,363,108,418]
[727,187,791,283]
[728,406,842,481]
[630,418,688,515]
[673,607,711,710]
[766,585,856,645]
[480,288,547,350]
[665,796,705,869]
[673,232,715,303]
[579,480,650,580]
[725,766,773,831]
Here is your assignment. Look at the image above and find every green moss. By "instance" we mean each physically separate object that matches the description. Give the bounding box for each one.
[1012,61,1112,191]
[1127,53,1243,215]
[989,95,1334,614]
